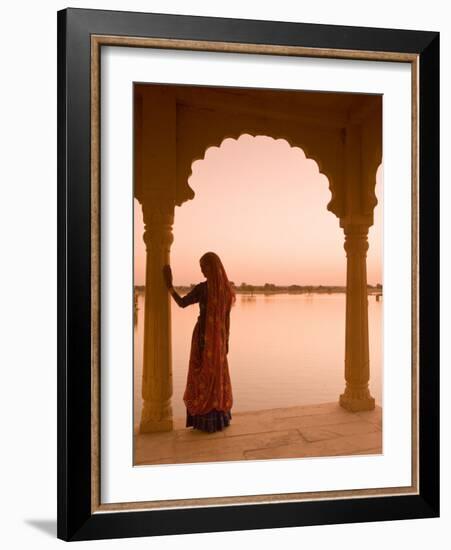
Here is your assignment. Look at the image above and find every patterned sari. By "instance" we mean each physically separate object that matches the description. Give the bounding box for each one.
[172,252,235,432]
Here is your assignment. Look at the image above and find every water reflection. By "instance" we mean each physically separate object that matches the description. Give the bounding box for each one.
[134,292,382,422]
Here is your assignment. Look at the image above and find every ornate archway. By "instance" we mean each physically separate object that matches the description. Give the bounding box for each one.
[134,83,382,433]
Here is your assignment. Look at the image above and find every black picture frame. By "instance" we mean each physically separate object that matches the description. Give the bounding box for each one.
[57,7,439,542]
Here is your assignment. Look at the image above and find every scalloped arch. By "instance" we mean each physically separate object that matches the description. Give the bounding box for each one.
[365,161,383,215]
[175,132,344,219]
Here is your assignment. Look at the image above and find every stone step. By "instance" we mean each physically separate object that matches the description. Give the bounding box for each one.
[134,402,383,466]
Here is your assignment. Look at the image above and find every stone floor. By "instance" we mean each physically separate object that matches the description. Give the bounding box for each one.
[134,402,382,466]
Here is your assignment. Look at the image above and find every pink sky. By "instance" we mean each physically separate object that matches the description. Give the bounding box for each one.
[134,134,382,286]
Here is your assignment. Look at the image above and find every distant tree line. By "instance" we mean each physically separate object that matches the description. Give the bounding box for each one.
[134,282,382,294]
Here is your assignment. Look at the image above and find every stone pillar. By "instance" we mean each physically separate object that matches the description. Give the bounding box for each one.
[140,208,174,433]
[339,224,375,412]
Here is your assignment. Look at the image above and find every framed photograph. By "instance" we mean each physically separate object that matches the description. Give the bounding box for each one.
[57,7,439,541]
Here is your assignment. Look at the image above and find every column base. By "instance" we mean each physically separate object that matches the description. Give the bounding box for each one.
[140,400,173,433]
[140,418,173,433]
[339,386,375,412]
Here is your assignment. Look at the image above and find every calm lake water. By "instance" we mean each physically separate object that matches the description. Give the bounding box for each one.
[134,292,382,422]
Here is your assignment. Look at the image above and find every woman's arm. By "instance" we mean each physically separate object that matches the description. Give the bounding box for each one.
[171,285,202,308]
[162,265,201,308]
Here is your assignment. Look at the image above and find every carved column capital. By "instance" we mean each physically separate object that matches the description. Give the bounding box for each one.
[343,224,369,257]
[142,208,175,251]
[143,219,174,251]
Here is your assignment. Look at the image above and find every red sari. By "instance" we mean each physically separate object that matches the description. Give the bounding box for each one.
[171,252,235,432]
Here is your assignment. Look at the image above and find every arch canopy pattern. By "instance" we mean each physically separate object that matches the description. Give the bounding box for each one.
[134,83,382,227]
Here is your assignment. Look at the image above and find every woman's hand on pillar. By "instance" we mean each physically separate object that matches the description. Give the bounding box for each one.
[162,264,173,290]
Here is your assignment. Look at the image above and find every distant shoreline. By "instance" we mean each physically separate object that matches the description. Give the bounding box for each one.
[134,284,382,295]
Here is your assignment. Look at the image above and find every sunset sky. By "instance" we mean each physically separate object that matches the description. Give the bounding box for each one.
[134,134,382,287]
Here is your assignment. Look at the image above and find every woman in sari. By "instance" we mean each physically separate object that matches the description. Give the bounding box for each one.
[162,252,235,433]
